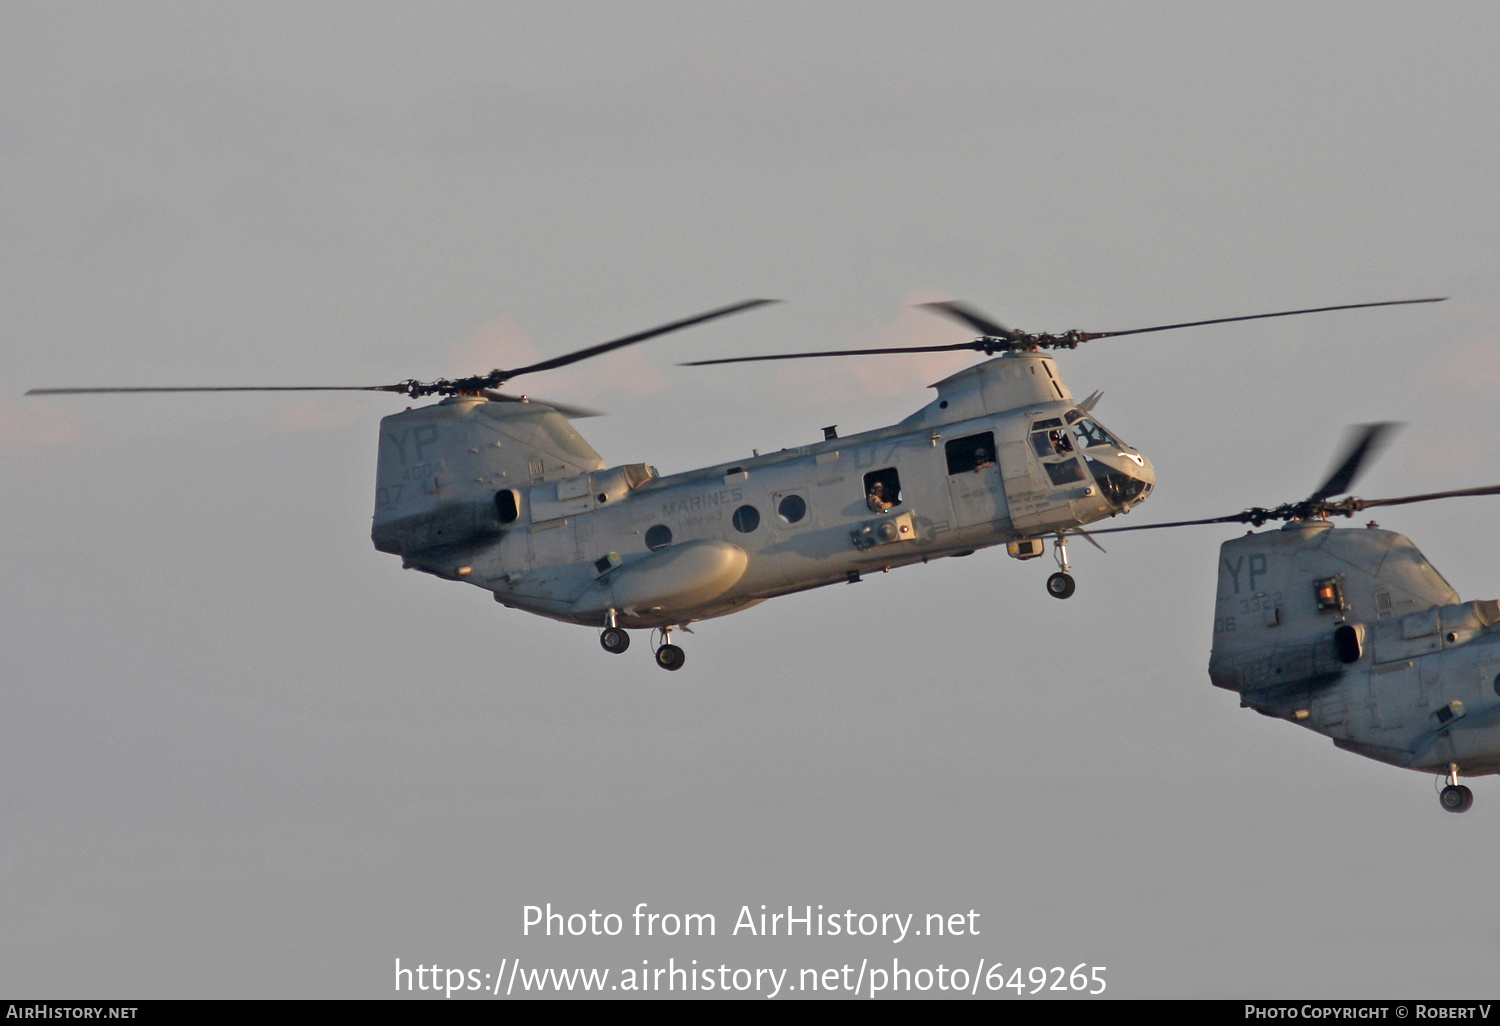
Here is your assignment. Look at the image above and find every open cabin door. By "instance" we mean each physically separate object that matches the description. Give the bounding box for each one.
[944,430,1009,528]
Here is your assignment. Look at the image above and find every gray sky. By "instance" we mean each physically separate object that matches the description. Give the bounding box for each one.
[4,1,1499,999]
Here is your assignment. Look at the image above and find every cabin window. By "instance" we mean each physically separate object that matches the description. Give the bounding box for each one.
[645,524,673,551]
[732,505,761,533]
[1334,623,1364,664]
[777,493,808,524]
[494,489,520,524]
[862,468,902,513]
[945,432,997,475]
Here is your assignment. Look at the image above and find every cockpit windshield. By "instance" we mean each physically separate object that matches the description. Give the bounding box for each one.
[1072,416,1123,450]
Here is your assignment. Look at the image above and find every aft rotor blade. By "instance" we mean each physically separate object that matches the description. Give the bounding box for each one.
[1307,422,1399,502]
[684,342,982,367]
[27,385,400,395]
[917,301,1018,340]
[1087,297,1447,341]
[687,298,1018,367]
[1355,484,1500,510]
[503,298,778,379]
[481,391,604,419]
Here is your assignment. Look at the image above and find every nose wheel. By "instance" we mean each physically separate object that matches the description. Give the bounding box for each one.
[1046,534,1077,600]
[1439,764,1474,813]
[599,627,630,654]
[1046,572,1076,599]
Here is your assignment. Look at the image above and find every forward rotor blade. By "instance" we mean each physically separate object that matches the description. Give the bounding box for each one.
[502,298,778,379]
[1307,422,1399,502]
[1093,481,1500,537]
[917,301,1018,340]
[1087,297,1446,341]
[1355,484,1500,510]
[27,385,399,395]
[683,342,981,367]
[481,391,603,419]
[1087,512,1258,535]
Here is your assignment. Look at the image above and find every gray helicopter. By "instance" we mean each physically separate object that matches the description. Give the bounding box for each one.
[29,298,1440,672]
[1096,424,1500,813]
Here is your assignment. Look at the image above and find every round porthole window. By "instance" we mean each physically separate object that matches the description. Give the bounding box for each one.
[1493,672,1500,698]
[645,524,673,551]
[732,504,761,533]
[777,494,807,524]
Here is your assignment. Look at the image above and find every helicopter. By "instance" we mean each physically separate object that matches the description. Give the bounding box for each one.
[28,297,1442,672]
[1093,423,1500,813]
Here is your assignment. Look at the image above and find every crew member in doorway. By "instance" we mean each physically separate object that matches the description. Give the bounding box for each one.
[867,481,894,513]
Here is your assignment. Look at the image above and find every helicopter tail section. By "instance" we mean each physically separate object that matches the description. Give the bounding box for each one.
[1208,521,1461,702]
[372,396,606,558]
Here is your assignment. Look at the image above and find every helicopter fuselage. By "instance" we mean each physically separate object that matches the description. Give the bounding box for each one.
[1211,521,1500,780]
[371,352,1155,632]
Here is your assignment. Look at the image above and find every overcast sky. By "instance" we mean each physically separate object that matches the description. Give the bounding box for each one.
[4,2,1500,999]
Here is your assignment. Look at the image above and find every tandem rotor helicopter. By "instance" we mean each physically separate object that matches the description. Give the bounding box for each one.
[1094,423,1500,813]
[29,296,1442,672]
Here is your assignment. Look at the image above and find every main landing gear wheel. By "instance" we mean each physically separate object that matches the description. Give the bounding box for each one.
[655,644,686,671]
[599,627,630,654]
[1046,533,1077,599]
[1439,764,1474,813]
[1440,784,1474,813]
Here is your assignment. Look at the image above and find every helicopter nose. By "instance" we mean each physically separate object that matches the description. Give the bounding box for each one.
[1129,450,1154,493]
[1084,449,1154,509]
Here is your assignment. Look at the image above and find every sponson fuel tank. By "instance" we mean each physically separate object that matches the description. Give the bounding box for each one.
[572,540,750,622]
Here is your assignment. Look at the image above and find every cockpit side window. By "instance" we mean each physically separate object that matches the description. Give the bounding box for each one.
[1043,459,1085,485]
[1031,417,1084,486]
[945,432,997,475]
[1031,424,1074,458]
